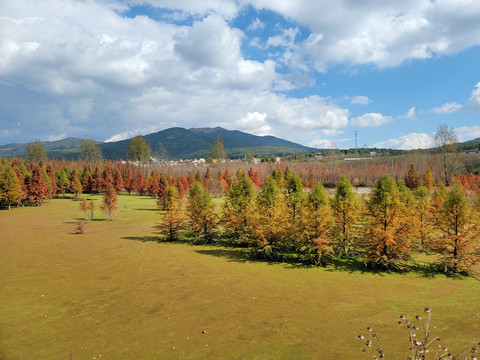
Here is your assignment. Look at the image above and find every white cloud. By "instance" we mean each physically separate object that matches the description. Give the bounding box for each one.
[403,106,416,119]
[351,113,393,127]
[454,125,480,142]
[250,0,480,68]
[235,112,271,136]
[350,96,372,105]
[468,82,480,110]
[430,102,463,114]
[247,18,265,32]
[373,133,434,150]
[307,139,337,149]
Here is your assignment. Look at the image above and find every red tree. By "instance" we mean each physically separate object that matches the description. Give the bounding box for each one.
[135,170,145,195]
[26,165,47,206]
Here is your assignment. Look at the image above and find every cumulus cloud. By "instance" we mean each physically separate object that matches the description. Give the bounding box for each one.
[351,113,392,127]
[468,82,480,110]
[350,96,372,105]
[373,133,434,150]
[249,0,480,68]
[430,102,463,114]
[235,112,271,136]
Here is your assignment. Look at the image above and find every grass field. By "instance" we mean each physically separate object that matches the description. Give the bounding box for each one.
[1,195,479,359]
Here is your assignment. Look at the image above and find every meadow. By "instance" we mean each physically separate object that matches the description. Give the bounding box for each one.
[1,195,479,359]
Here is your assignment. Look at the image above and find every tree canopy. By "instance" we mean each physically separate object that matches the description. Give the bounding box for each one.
[127,136,151,163]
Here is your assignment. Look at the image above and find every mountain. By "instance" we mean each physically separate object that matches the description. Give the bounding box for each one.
[100,127,315,159]
[0,128,315,160]
[0,137,84,158]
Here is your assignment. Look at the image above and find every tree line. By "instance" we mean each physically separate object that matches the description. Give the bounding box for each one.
[1,157,479,273]
[168,168,480,274]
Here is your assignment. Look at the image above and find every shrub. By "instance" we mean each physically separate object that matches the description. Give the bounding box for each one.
[356,307,479,359]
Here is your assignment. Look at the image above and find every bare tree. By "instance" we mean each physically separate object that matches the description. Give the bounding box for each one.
[434,124,458,186]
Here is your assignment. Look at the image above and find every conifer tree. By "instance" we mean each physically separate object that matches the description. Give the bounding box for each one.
[405,164,419,190]
[222,173,255,244]
[300,182,333,265]
[433,184,480,273]
[135,170,145,195]
[285,172,305,220]
[101,183,118,221]
[363,175,412,270]
[0,162,23,209]
[186,182,217,243]
[79,197,90,220]
[414,185,433,252]
[92,166,104,192]
[254,177,288,258]
[331,176,359,257]
[158,186,184,241]
[55,169,70,198]
[70,169,82,199]
[26,165,47,206]
[123,167,134,195]
[422,168,435,189]
[113,168,124,193]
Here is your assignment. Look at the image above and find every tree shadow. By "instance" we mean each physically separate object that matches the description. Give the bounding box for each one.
[194,248,255,263]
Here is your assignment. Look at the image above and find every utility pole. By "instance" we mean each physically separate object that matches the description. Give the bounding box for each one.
[355,130,358,154]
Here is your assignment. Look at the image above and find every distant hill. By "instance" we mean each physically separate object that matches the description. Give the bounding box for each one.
[459,137,480,151]
[0,137,84,159]
[0,128,315,160]
[99,127,315,160]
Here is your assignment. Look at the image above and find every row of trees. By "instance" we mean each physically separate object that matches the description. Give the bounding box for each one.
[160,169,480,274]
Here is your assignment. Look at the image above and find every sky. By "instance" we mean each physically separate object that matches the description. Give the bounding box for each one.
[1,0,480,150]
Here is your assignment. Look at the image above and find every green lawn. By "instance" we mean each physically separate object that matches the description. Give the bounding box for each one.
[0,195,479,359]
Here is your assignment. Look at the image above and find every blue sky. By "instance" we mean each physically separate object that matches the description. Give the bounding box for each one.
[1,0,480,149]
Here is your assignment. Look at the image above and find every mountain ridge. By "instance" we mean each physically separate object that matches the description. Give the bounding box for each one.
[0,127,315,160]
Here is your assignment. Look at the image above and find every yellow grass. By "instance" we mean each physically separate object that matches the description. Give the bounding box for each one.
[0,195,479,359]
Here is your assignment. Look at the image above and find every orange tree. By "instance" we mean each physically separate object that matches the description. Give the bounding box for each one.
[101,183,118,221]
[253,176,288,259]
[433,184,480,273]
[362,174,412,270]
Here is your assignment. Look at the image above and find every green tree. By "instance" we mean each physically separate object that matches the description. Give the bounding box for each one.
[26,140,47,162]
[80,137,102,163]
[434,124,459,186]
[285,172,305,219]
[330,176,359,257]
[55,170,70,198]
[186,182,217,243]
[158,186,184,241]
[0,162,23,209]
[300,182,333,265]
[210,134,227,160]
[254,177,288,258]
[127,136,151,164]
[222,173,255,244]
